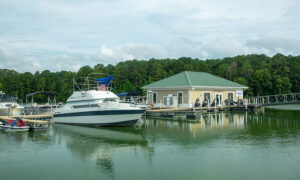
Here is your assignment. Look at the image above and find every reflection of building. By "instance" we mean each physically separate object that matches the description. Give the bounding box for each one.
[145,112,246,135]
[143,71,248,108]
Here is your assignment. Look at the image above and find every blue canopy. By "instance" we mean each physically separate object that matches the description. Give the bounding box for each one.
[117,92,129,96]
[116,92,141,96]
[96,76,114,86]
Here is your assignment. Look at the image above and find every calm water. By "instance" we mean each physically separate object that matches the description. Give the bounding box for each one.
[1,106,300,180]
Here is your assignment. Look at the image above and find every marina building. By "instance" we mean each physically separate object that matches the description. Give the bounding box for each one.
[142,71,248,108]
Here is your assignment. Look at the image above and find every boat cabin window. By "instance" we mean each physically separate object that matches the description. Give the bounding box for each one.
[72,104,99,109]
[5,104,12,107]
[91,104,99,108]
[73,105,90,109]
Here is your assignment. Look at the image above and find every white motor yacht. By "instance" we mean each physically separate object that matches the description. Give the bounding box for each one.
[0,93,24,116]
[53,74,145,126]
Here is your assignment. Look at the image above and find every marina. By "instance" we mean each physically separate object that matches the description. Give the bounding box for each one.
[1,0,300,179]
[0,106,300,179]
[0,72,300,179]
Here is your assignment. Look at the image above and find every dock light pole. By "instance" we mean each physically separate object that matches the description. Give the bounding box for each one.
[8,106,11,117]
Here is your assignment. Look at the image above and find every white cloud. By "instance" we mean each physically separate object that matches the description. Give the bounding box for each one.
[0,0,300,72]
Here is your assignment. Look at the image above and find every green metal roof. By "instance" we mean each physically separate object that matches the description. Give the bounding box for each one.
[142,71,247,89]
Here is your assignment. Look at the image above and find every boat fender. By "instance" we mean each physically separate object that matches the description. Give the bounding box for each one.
[11,120,16,127]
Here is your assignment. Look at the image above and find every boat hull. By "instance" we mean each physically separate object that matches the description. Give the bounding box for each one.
[53,110,145,127]
[0,107,24,116]
[0,125,29,132]
[11,107,24,116]
[0,108,9,116]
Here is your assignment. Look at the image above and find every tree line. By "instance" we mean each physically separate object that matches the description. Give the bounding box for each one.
[0,53,299,103]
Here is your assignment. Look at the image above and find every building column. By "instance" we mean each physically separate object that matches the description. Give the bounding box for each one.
[188,88,192,108]
[146,90,149,104]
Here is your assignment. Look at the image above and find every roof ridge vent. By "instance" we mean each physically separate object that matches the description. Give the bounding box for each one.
[184,71,192,86]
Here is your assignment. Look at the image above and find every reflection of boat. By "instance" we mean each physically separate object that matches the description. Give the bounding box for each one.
[53,124,150,178]
[0,93,24,116]
[53,74,145,126]
[0,117,29,132]
[54,124,144,143]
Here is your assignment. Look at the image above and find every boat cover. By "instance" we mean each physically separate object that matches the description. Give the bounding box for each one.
[26,91,56,97]
[6,117,27,127]
[96,76,114,85]
[117,92,141,96]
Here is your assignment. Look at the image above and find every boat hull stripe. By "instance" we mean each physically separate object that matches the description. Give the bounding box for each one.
[53,110,145,117]
[55,119,139,127]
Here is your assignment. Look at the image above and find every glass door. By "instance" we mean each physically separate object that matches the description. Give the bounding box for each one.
[216,93,223,106]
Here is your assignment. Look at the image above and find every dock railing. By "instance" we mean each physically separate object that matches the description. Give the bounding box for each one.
[247,93,300,106]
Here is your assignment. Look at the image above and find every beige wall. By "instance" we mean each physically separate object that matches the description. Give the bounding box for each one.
[148,89,188,105]
[190,89,241,104]
[147,88,244,107]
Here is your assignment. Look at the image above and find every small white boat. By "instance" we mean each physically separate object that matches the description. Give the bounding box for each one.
[0,125,29,132]
[0,117,29,132]
[0,93,24,116]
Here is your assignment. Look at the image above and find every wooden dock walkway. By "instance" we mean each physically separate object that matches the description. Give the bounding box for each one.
[0,114,52,123]
[0,116,49,124]
[145,105,253,120]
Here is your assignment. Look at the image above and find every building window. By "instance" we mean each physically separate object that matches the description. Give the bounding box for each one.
[177,92,183,104]
[152,92,157,104]
[169,97,173,106]
[228,93,233,101]
[204,92,210,103]
[163,96,168,105]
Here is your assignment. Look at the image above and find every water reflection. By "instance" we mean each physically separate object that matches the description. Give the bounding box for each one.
[142,111,300,145]
[52,124,153,179]
[0,131,29,146]
[1,110,300,180]
[143,112,247,133]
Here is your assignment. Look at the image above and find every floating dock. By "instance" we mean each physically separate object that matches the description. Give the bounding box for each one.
[0,114,53,121]
[145,105,257,120]
[0,114,51,130]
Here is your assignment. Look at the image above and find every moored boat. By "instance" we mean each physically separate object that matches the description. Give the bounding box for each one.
[0,93,24,116]
[24,91,61,115]
[0,117,29,132]
[53,74,145,126]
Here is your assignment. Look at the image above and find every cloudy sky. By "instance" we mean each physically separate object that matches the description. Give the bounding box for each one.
[0,0,300,72]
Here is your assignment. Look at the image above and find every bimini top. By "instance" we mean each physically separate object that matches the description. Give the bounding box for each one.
[117,92,142,97]
[142,71,248,89]
[26,91,57,97]
[0,94,17,102]
[96,76,114,86]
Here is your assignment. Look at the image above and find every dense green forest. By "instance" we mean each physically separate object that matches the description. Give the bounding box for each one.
[0,53,299,103]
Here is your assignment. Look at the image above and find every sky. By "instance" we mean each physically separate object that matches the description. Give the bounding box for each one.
[0,0,300,73]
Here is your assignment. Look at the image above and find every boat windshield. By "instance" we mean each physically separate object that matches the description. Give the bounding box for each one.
[102,98,118,102]
[0,94,17,103]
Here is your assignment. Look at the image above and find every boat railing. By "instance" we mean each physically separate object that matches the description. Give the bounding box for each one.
[119,96,147,105]
[73,73,114,92]
[0,97,17,103]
